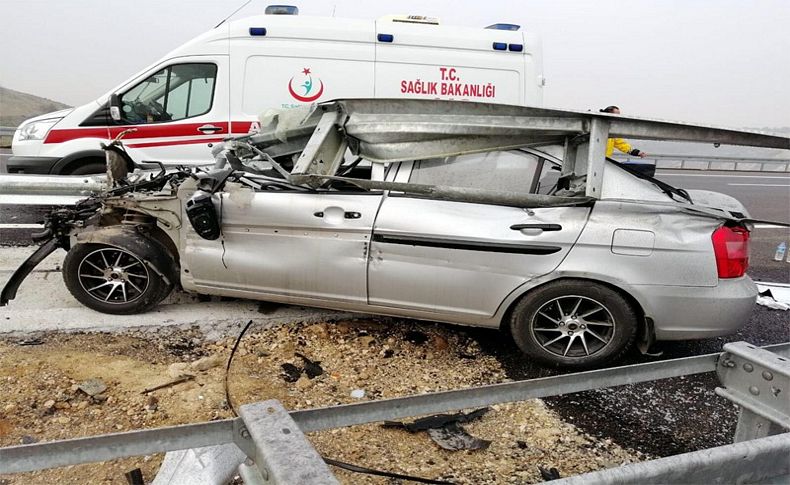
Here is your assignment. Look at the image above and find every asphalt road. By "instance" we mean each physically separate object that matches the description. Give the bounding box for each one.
[657,169,790,222]
[1,167,788,464]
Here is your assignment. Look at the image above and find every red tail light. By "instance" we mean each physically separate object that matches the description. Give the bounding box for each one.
[712,225,750,278]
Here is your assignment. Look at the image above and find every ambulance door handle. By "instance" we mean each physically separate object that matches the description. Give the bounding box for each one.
[198,124,223,134]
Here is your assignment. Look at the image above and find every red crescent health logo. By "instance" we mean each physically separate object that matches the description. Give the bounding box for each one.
[288,68,325,102]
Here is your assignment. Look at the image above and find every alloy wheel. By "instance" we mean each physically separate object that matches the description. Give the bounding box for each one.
[77,248,150,304]
[531,295,616,358]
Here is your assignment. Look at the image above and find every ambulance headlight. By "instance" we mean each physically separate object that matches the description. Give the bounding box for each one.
[17,118,62,141]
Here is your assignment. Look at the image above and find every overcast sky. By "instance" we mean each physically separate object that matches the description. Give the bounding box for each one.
[1,0,788,128]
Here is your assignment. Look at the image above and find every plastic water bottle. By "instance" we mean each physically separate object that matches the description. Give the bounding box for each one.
[775,242,787,261]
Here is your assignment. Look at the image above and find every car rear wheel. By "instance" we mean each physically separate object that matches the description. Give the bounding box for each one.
[510,280,637,368]
[63,243,172,314]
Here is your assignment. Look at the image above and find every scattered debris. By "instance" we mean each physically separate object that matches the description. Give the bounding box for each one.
[141,376,195,394]
[538,465,562,481]
[427,422,491,451]
[281,362,302,382]
[77,378,107,397]
[756,288,790,311]
[350,389,366,399]
[383,408,489,433]
[383,408,492,451]
[296,352,324,379]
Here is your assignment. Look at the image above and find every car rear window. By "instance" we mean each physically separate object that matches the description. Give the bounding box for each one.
[409,150,541,194]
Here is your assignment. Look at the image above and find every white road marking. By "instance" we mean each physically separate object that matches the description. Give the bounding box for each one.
[753,224,790,229]
[0,223,44,229]
[727,183,790,187]
[659,173,790,179]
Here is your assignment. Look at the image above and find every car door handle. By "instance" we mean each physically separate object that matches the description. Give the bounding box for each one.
[510,223,562,231]
[313,211,361,219]
[197,124,223,134]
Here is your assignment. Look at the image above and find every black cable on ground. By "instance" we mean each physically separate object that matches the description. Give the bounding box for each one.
[325,457,455,484]
[223,320,455,484]
[224,319,254,416]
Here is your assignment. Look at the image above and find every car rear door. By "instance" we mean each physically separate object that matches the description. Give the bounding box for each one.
[368,150,590,317]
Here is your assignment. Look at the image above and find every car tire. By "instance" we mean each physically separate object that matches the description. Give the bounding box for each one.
[510,280,637,369]
[63,243,173,314]
[67,162,106,175]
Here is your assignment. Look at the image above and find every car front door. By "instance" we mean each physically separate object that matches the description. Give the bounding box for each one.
[182,171,384,305]
[368,150,591,317]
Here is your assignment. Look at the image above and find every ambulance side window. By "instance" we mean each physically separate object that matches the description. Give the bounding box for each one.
[118,63,217,124]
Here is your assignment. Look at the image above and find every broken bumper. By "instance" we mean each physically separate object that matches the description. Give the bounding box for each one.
[635,276,758,340]
[0,238,60,306]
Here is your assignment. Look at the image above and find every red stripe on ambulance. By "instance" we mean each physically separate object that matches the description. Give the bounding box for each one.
[44,122,230,144]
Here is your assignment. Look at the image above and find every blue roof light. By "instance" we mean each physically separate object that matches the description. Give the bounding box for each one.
[492,42,507,51]
[508,43,523,52]
[265,5,298,15]
[485,23,520,31]
[249,27,267,36]
[378,33,394,43]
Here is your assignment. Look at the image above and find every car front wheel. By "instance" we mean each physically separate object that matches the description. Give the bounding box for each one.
[510,280,637,368]
[63,243,172,314]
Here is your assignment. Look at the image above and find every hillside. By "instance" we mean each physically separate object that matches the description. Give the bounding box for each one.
[0,86,71,127]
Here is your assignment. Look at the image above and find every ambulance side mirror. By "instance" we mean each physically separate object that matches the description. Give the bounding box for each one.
[109,94,122,121]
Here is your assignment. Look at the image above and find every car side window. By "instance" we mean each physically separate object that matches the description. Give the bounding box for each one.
[535,160,561,195]
[409,150,541,194]
[118,63,217,124]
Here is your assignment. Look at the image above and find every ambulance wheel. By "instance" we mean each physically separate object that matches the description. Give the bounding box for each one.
[68,162,106,175]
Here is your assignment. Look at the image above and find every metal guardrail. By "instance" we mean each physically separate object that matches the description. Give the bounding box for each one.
[0,126,16,137]
[1,341,789,483]
[614,153,790,172]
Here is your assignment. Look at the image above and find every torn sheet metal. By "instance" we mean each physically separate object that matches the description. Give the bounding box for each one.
[383,408,491,451]
[757,283,790,310]
[426,422,492,451]
[382,408,489,432]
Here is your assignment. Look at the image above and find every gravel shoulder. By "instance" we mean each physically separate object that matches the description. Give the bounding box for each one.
[0,318,644,484]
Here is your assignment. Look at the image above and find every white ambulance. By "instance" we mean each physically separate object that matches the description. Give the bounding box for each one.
[8,7,544,175]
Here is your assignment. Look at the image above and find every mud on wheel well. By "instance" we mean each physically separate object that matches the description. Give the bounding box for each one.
[95,212,180,270]
[499,277,651,345]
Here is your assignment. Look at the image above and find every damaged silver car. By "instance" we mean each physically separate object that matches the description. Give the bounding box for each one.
[3,99,789,368]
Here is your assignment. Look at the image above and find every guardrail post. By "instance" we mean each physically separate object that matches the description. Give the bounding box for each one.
[584,118,609,198]
[236,400,338,484]
[715,342,790,442]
